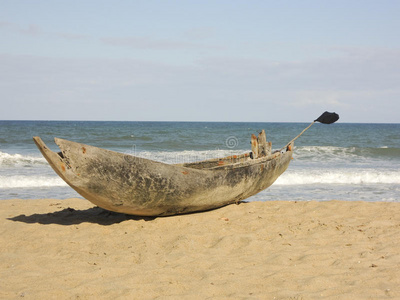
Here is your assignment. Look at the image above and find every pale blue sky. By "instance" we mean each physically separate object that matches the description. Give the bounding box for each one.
[1,0,399,122]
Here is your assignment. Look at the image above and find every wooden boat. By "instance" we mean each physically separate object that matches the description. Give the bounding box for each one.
[33,131,293,216]
[33,112,338,216]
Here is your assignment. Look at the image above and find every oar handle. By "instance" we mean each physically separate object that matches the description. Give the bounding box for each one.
[279,121,316,152]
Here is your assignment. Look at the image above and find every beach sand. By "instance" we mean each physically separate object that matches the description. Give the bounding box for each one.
[1,198,399,299]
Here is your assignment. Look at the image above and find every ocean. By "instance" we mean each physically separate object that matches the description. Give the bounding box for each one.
[0,121,399,202]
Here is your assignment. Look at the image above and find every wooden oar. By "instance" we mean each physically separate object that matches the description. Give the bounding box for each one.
[280,111,339,152]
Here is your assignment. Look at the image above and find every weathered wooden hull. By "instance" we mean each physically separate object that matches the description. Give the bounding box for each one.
[33,137,293,216]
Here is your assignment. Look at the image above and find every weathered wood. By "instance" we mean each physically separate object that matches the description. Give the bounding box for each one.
[251,134,259,159]
[257,130,272,157]
[33,136,293,216]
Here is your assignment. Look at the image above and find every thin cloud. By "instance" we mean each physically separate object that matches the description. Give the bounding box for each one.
[0,21,40,36]
[0,21,88,40]
[291,90,350,108]
[101,36,220,50]
[182,27,215,40]
[53,32,88,40]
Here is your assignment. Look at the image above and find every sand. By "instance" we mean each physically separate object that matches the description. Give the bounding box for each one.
[1,198,400,299]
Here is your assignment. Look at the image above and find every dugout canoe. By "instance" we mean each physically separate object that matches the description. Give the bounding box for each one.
[33,132,293,216]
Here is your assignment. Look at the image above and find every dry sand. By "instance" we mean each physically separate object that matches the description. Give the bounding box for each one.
[1,198,399,299]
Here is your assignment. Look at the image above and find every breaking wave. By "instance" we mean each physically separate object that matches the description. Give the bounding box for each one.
[275,169,400,185]
[0,175,67,188]
[0,151,46,167]
[293,146,400,162]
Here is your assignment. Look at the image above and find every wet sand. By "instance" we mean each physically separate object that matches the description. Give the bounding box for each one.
[1,198,399,299]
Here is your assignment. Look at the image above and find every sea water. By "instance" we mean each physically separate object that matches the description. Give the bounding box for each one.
[0,121,399,202]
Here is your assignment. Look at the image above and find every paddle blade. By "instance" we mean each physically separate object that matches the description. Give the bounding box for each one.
[314,111,339,124]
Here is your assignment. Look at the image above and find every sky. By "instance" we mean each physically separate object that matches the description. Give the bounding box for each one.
[1,0,399,123]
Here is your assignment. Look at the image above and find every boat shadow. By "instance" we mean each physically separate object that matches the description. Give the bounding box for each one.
[7,206,156,226]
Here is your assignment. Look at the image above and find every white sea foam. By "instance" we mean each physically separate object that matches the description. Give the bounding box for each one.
[0,175,67,188]
[0,151,46,166]
[292,146,361,162]
[275,169,400,185]
[294,145,400,162]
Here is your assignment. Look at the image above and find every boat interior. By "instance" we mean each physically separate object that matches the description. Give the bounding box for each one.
[178,130,290,170]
